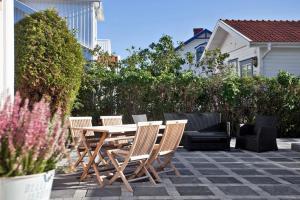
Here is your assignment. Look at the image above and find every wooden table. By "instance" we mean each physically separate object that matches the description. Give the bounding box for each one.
[71,124,165,187]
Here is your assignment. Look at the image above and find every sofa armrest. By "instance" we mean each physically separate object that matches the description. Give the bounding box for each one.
[257,126,277,140]
[237,124,255,136]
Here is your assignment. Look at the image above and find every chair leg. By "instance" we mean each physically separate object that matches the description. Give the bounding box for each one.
[143,166,156,185]
[170,162,180,176]
[75,149,87,169]
[149,164,161,182]
[119,171,133,192]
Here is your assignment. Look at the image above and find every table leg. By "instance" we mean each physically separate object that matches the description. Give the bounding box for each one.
[80,131,108,187]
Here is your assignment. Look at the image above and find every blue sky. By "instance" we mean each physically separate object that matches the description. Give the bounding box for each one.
[98,0,300,58]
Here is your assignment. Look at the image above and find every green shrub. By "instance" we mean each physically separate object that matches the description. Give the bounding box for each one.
[15,9,84,115]
[73,36,300,137]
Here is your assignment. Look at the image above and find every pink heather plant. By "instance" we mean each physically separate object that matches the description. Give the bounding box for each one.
[0,93,66,177]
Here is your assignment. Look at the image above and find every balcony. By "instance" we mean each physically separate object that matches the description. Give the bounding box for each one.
[96,39,112,55]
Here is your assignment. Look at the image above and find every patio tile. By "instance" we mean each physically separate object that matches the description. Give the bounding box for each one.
[165,169,194,176]
[221,163,250,169]
[51,189,76,198]
[176,186,214,196]
[280,176,300,184]
[277,162,300,168]
[169,177,201,184]
[173,163,186,168]
[185,157,209,162]
[190,163,218,168]
[267,157,294,162]
[260,185,300,195]
[198,169,228,175]
[203,153,228,157]
[232,169,263,175]
[264,169,297,175]
[86,188,121,197]
[243,177,281,184]
[212,158,237,162]
[218,186,259,196]
[251,163,280,168]
[239,157,265,162]
[133,187,169,196]
[207,177,242,184]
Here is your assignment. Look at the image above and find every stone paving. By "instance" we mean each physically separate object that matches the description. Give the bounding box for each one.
[51,139,300,200]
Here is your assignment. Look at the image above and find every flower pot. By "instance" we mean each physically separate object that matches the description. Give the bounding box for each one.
[0,169,55,200]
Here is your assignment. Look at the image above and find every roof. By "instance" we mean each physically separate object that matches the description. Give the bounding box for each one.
[222,20,300,42]
[175,29,211,50]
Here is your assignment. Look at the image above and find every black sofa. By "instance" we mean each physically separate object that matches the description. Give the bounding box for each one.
[164,112,230,151]
[235,115,278,152]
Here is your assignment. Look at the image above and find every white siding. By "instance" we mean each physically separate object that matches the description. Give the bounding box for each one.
[0,0,14,103]
[263,48,300,77]
[16,0,96,49]
[177,38,209,73]
[219,33,258,75]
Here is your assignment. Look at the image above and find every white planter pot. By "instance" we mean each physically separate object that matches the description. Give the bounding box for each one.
[0,169,55,200]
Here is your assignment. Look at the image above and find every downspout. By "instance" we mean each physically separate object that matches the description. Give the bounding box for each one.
[260,43,272,76]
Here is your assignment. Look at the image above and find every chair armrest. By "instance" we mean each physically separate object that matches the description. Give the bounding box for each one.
[237,124,255,136]
[257,126,277,140]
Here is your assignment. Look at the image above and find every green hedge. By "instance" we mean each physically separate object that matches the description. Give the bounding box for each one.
[73,36,300,137]
[15,9,85,115]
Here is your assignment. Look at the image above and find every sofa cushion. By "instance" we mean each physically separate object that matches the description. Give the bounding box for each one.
[184,131,229,139]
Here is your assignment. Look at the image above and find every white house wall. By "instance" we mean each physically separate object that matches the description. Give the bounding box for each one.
[16,0,96,49]
[0,0,14,103]
[177,38,208,72]
[219,33,258,75]
[263,48,300,77]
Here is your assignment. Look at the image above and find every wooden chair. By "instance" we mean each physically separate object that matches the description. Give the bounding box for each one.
[106,121,162,192]
[69,117,107,169]
[142,120,187,181]
[100,115,123,126]
[132,114,148,124]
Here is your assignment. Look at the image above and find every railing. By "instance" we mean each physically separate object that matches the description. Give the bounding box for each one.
[96,39,112,55]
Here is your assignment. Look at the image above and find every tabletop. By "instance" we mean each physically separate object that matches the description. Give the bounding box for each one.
[71,124,165,134]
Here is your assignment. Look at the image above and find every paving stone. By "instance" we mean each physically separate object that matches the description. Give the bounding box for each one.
[190,163,218,168]
[243,177,281,184]
[267,157,294,162]
[133,187,169,196]
[221,163,250,169]
[218,186,259,196]
[165,169,194,176]
[176,186,214,196]
[228,153,254,157]
[203,153,228,157]
[232,169,263,175]
[264,169,297,175]
[278,162,300,168]
[239,157,265,162]
[198,169,228,175]
[185,157,209,162]
[213,158,237,162]
[86,188,121,197]
[169,177,201,184]
[51,189,76,198]
[260,185,300,195]
[280,176,300,184]
[207,177,242,184]
[233,198,268,200]
[251,163,280,168]
[173,163,186,168]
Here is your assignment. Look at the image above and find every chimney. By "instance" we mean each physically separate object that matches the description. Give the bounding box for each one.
[193,28,203,35]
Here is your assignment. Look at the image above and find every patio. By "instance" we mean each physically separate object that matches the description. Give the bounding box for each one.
[51,139,300,200]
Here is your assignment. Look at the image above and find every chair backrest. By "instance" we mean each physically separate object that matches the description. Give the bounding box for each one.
[69,116,93,143]
[128,121,162,161]
[132,114,148,124]
[100,115,123,126]
[159,120,187,155]
[254,115,277,133]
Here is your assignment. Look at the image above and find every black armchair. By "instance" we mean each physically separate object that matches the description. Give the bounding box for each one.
[235,115,278,152]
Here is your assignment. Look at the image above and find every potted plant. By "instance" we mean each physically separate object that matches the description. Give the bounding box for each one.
[0,93,66,200]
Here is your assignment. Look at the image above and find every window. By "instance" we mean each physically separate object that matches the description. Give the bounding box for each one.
[196,46,205,62]
[228,59,238,74]
[240,58,254,77]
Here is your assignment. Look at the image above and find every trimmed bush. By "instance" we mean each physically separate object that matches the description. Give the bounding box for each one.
[15,9,84,115]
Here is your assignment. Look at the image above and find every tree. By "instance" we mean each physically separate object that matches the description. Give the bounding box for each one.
[15,9,85,115]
